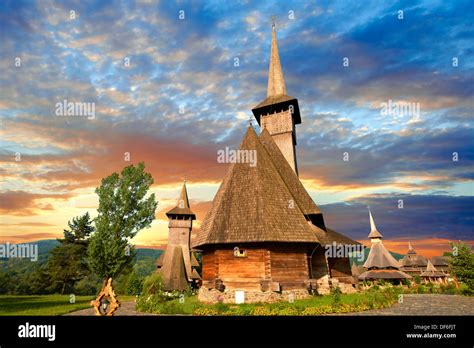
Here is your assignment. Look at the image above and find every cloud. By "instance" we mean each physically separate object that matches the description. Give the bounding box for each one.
[0,191,71,216]
[0,0,472,255]
[320,194,474,242]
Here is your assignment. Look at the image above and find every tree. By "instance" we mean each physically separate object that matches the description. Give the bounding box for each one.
[46,213,94,294]
[449,241,474,292]
[88,162,157,282]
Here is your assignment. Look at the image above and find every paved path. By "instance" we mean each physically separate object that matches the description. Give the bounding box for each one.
[64,301,157,316]
[352,294,474,316]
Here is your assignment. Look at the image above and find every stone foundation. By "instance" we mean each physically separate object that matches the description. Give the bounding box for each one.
[198,276,358,303]
[198,287,311,304]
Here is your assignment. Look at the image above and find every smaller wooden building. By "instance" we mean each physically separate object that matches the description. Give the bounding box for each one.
[399,242,428,276]
[420,260,447,284]
[359,211,411,282]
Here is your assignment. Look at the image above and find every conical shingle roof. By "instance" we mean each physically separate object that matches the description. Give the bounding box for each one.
[166,182,196,219]
[267,23,286,97]
[192,126,320,248]
[407,241,416,254]
[363,242,400,269]
[367,210,383,239]
[420,260,446,277]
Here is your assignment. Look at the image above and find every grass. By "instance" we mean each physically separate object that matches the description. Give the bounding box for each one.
[0,295,95,316]
[0,294,138,316]
[137,287,401,315]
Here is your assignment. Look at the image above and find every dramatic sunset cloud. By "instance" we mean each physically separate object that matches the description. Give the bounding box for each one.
[0,0,472,257]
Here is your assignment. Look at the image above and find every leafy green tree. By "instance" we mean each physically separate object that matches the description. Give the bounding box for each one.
[46,213,94,294]
[449,241,474,292]
[88,162,157,283]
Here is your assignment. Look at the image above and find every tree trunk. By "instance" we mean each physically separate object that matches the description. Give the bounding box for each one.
[61,282,66,295]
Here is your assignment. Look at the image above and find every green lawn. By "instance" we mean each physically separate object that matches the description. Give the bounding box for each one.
[0,294,137,316]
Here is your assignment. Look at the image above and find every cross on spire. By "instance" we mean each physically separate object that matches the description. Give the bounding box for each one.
[271,15,276,29]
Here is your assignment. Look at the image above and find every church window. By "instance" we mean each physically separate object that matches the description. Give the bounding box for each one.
[233,247,247,257]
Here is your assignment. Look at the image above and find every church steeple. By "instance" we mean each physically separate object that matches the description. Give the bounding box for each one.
[166,181,196,220]
[252,19,302,174]
[267,21,286,97]
[367,209,383,243]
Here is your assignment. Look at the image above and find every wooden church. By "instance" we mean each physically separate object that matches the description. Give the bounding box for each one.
[192,22,359,301]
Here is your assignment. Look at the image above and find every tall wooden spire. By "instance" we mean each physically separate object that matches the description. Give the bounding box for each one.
[252,20,301,174]
[368,209,383,242]
[267,21,286,97]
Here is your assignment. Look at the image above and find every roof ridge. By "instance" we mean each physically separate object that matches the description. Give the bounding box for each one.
[259,128,321,216]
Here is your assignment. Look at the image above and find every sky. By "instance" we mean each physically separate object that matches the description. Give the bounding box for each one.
[0,0,473,257]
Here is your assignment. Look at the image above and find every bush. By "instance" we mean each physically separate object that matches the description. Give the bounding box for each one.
[414,275,421,284]
[141,273,164,296]
[460,283,474,296]
[330,286,342,307]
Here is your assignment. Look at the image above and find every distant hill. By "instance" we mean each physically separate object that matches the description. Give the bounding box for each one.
[0,239,163,267]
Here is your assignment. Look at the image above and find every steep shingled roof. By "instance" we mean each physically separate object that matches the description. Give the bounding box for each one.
[267,22,286,97]
[259,128,321,216]
[159,245,188,291]
[367,210,383,239]
[363,242,400,269]
[192,126,320,248]
[311,226,360,246]
[166,182,196,219]
[421,260,446,277]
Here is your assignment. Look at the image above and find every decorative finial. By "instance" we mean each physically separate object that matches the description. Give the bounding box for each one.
[248,115,253,127]
[271,15,276,30]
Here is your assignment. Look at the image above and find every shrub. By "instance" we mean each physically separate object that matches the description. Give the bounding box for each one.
[460,283,474,296]
[330,286,342,307]
[141,273,164,296]
[414,275,421,284]
[215,302,230,314]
